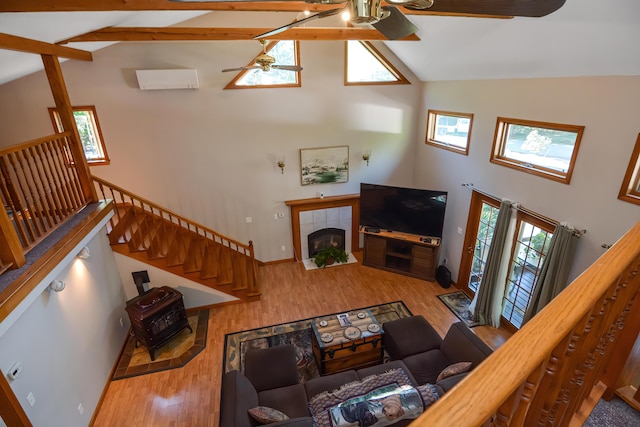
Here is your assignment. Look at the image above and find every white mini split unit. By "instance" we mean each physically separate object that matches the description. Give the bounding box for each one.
[135,69,199,90]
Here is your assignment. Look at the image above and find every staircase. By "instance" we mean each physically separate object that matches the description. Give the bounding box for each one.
[94,177,260,302]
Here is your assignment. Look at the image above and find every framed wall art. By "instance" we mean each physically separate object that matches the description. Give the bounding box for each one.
[300,146,349,186]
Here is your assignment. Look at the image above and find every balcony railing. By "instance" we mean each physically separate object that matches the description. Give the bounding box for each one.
[0,132,88,270]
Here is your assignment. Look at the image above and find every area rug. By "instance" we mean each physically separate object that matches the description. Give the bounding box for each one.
[112,309,208,380]
[438,291,480,328]
[223,301,412,382]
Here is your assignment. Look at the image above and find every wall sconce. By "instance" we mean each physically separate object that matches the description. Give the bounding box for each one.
[49,280,66,292]
[362,150,371,166]
[77,246,91,259]
[277,157,286,174]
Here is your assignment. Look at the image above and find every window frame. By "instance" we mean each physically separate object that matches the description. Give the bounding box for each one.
[224,40,302,90]
[344,41,410,86]
[426,109,474,155]
[490,117,584,184]
[48,105,110,166]
[618,133,640,206]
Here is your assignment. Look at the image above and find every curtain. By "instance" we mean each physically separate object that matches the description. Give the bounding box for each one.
[472,200,515,327]
[522,224,579,324]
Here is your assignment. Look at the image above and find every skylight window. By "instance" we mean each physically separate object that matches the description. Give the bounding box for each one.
[345,41,409,85]
[224,40,301,90]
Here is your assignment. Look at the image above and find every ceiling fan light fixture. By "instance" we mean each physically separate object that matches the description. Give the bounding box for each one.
[349,0,384,24]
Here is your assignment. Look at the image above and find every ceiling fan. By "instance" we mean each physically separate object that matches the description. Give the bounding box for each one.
[222,39,303,73]
[172,0,567,41]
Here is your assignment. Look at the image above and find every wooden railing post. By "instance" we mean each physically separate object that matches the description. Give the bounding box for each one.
[0,206,25,269]
[41,54,97,202]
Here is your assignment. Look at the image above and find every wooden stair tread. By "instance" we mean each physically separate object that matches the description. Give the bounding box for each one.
[106,204,259,301]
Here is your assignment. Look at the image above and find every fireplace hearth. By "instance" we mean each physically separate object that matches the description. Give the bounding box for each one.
[308,228,346,258]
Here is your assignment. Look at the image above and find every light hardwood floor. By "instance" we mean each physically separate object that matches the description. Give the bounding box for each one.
[92,254,512,426]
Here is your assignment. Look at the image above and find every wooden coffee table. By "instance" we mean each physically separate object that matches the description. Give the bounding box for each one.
[311,309,384,375]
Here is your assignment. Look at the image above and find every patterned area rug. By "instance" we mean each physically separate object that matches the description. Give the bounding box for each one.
[112,309,208,380]
[437,291,480,328]
[223,301,412,382]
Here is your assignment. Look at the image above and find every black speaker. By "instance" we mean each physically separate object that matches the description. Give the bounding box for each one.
[436,265,451,289]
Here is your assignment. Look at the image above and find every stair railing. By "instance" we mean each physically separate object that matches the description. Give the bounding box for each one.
[0,132,89,269]
[92,176,259,297]
[413,220,640,426]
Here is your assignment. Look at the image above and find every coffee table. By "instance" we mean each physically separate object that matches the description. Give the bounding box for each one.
[311,309,384,375]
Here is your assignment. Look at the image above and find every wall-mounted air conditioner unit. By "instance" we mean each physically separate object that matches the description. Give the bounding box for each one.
[135,69,199,90]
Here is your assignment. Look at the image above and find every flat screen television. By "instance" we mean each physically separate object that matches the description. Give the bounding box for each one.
[359,183,447,238]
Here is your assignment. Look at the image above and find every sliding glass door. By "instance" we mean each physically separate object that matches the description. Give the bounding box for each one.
[458,192,500,295]
[458,191,555,330]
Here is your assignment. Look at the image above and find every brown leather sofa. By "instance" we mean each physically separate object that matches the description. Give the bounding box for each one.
[220,345,422,427]
[220,318,493,427]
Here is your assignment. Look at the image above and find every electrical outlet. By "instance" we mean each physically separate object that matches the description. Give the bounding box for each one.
[273,214,278,220]
[119,317,124,327]
[77,403,84,415]
[26,392,35,407]
[245,217,252,223]
[281,245,286,252]
[457,227,463,235]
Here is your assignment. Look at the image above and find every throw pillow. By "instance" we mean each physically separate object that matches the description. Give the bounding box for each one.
[248,406,289,424]
[436,361,472,382]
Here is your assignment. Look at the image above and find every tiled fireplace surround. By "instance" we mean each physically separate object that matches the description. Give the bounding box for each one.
[285,195,360,261]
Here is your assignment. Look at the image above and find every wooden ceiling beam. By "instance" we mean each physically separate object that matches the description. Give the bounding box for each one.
[0,1,333,13]
[57,27,421,43]
[0,33,92,60]
[0,0,511,18]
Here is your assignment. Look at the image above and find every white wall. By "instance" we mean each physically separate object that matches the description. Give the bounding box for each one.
[414,76,640,283]
[112,253,238,307]
[0,12,421,263]
[0,230,129,427]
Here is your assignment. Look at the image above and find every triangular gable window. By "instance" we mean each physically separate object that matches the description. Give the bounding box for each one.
[345,40,409,85]
[224,40,301,90]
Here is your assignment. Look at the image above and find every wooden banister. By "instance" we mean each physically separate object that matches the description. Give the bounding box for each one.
[413,221,640,426]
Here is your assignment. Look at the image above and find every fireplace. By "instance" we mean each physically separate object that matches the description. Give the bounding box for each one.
[308,228,346,258]
[285,194,360,261]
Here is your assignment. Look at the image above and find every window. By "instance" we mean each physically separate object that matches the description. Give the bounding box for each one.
[618,133,640,206]
[491,117,584,183]
[224,40,301,89]
[502,214,554,329]
[49,105,109,165]
[426,110,473,155]
[345,41,409,85]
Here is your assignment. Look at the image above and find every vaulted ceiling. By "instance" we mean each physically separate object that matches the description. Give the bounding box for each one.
[0,0,639,86]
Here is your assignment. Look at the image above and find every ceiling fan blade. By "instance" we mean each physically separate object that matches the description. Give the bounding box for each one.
[254,6,346,39]
[221,66,260,72]
[386,0,433,9]
[372,6,417,40]
[272,65,304,71]
[418,0,566,17]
